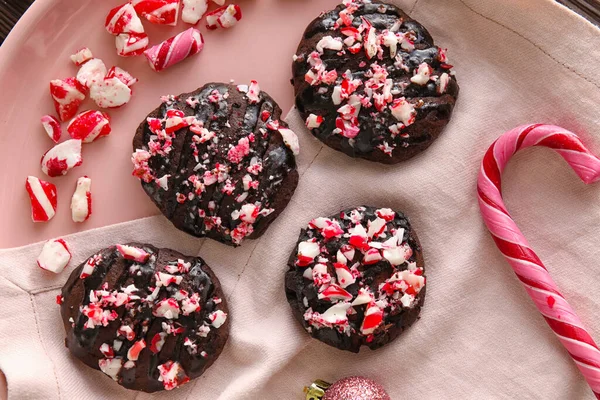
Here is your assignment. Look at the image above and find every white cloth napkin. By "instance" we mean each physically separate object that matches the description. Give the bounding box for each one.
[2,0,600,398]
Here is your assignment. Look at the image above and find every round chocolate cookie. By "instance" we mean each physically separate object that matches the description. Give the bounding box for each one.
[292,0,459,163]
[132,82,300,246]
[59,243,229,392]
[285,206,426,352]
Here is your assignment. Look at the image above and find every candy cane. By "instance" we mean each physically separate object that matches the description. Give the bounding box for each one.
[477,123,600,398]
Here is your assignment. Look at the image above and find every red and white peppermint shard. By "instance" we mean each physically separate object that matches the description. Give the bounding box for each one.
[67,110,111,143]
[37,238,71,273]
[105,3,145,35]
[70,48,93,66]
[41,139,83,177]
[182,0,208,24]
[106,66,138,87]
[278,128,300,156]
[90,78,132,108]
[131,0,180,26]
[206,4,242,30]
[71,176,92,222]
[116,33,149,57]
[76,58,107,89]
[49,78,87,122]
[144,28,204,72]
[25,176,57,222]
[157,361,189,390]
[477,124,600,399]
[41,115,62,143]
[116,244,150,263]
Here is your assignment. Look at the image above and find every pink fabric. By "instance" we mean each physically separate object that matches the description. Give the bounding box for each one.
[2,0,600,399]
[478,124,600,397]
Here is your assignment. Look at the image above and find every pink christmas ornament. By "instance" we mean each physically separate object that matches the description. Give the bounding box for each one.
[304,376,390,400]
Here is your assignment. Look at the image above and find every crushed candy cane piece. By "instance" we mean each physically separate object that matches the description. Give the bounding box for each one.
[99,358,122,381]
[157,361,189,390]
[90,77,132,108]
[41,139,83,177]
[278,128,300,156]
[67,110,111,143]
[76,58,107,89]
[50,78,87,122]
[37,238,71,273]
[70,48,93,66]
[116,244,150,262]
[71,176,92,222]
[116,33,149,57]
[127,339,146,360]
[247,80,260,103]
[131,0,181,26]
[410,62,433,85]
[208,310,227,328]
[390,98,415,126]
[360,303,383,335]
[106,66,137,87]
[41,115,61,143]
[182,0,208,24]
[25,176,57,222]
[105,3,145,35]
[206,4,242,30]
[305,114,323,129]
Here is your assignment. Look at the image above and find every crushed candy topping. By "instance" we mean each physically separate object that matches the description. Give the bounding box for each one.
[291,206,425,340]
[131,83,298,246]
[59,244,228,390]
[292,0,456,157]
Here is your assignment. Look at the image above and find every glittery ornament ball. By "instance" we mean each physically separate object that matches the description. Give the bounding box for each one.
[322,376,390,400]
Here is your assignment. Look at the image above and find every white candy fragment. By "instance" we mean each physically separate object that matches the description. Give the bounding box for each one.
[37,238,71,273]
[90,78,132,108]
[71,176,92,222]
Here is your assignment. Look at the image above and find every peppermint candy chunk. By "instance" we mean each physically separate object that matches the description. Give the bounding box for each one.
[25,176,57,222]
[305,114,323,129]
[132,0,180,26]
[157,361,189,390]
[206,4,242,30]
[144,28,204,72]
[278,128,300,156]
[105,3,145,35]
[71,176,92,222]
[49,78,87,122]
[182,0,208,24]
[116,244,150,262]
[360,303,384,335]
[67,110,111,143]
[41,115,62,143]
[41,139,83,177]
[70,48,93,66]
[37,238,71,273]
[90,78,132,108]
[106,66,137,87]
[76,58,107,89]
[116,33,149,57]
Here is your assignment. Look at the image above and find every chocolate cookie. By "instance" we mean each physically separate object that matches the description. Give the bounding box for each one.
[132,82,300,246]
[292,0,459,163]
[285,206,426,352]
[59,243,229,392]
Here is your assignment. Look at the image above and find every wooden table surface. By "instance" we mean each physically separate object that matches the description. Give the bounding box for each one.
[0,0,599,44]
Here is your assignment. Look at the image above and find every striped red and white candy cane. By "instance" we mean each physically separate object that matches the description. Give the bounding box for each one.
[477,123,600,398]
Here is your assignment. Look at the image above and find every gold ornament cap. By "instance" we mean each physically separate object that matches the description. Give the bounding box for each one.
[304,379,332,400]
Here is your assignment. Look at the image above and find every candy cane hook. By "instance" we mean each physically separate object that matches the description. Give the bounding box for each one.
[477,123,600,399]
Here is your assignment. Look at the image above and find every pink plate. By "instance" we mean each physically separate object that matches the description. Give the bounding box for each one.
[0,0,341,248]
